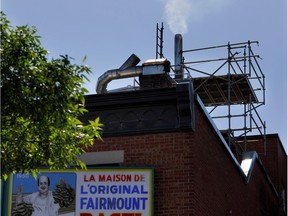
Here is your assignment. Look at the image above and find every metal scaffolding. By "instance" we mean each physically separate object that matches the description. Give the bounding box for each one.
[173,40,266,156]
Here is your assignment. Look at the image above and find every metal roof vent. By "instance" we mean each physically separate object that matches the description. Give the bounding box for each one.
[139,58,172,90]
[142,58,170,75]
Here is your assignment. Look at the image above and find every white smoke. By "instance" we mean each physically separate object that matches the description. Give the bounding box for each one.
[164,0,192,34]
[163,0,231,34]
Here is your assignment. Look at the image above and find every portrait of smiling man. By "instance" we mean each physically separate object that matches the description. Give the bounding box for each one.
[16,175,60,216]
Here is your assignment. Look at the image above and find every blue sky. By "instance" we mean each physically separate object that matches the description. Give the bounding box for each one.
[2,0,287,152]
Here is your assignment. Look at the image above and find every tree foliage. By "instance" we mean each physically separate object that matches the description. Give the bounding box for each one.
[0,13,103,179]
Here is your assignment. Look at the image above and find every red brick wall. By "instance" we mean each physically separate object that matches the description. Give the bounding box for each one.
[90,132,195,215]
[238,136,287,185]
[192,104,279,215]
[240,135,287,215]
[88,103,280,215]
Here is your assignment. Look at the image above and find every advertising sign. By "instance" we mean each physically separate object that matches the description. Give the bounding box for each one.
[3,167,154,216]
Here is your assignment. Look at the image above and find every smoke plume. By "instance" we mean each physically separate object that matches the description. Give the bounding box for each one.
[164,0,192,34]
[163,0,230,34]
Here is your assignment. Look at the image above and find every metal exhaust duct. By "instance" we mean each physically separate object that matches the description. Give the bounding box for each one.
[96,54,142,94]
[119,54,140,70]
[174,34,183,80]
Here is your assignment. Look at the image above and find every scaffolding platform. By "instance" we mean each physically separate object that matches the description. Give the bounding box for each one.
[193,74,258,106]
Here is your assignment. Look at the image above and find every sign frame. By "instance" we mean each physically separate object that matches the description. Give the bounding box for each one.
[2,167,154,216]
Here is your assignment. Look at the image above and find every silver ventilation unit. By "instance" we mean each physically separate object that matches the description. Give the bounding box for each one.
[95,33,184,94]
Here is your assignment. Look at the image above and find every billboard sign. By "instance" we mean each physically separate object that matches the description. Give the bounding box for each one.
[3,167,154,216]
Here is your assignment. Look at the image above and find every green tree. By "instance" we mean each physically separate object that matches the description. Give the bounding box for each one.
[0,13,102,179]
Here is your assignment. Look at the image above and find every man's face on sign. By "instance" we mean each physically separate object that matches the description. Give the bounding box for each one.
[38,176,49,195]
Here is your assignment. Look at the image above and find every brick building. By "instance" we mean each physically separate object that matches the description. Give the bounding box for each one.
[82,81,287,216]
[81,34,287,215]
